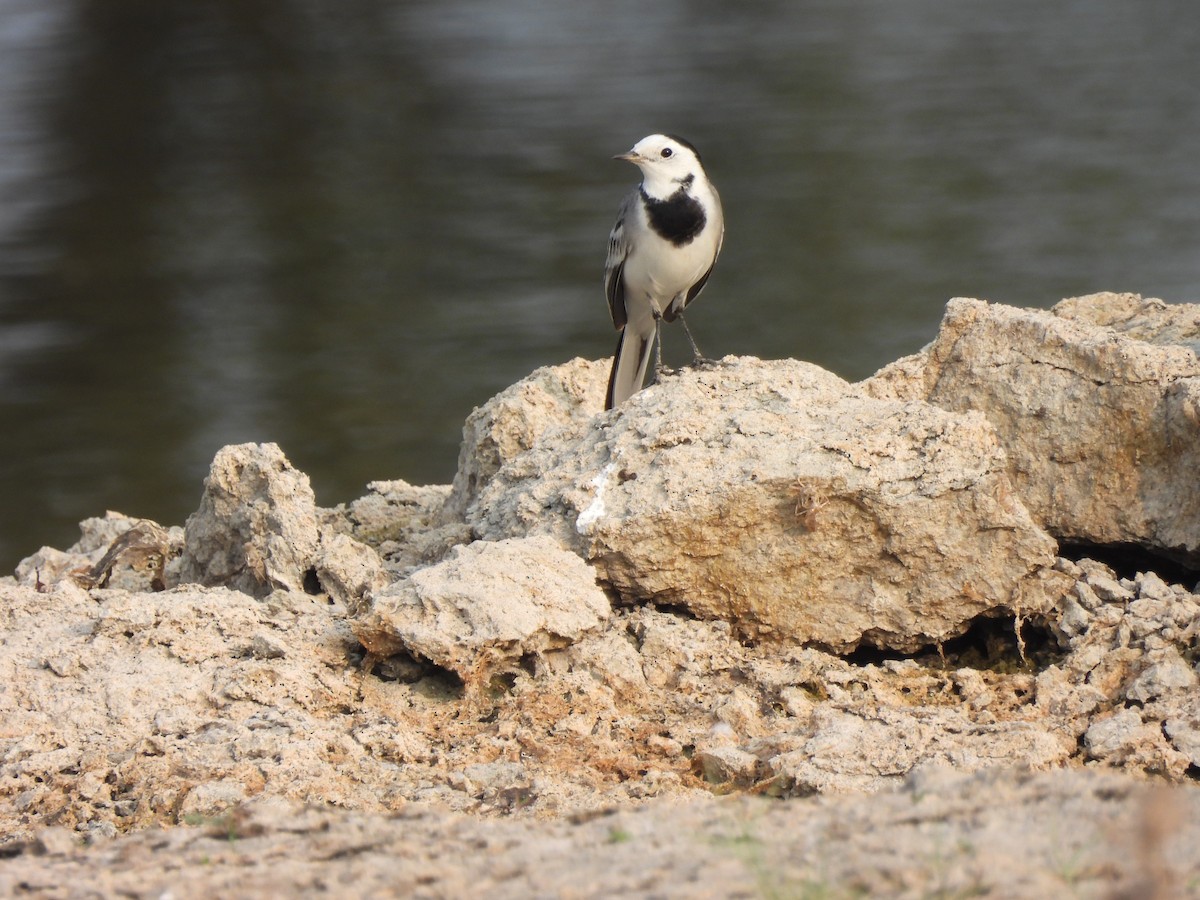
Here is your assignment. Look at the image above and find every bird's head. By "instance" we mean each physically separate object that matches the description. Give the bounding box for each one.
[614,134,705,197]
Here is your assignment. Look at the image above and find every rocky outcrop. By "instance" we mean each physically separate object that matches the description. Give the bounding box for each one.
[465,356,1067,652]
[169,443,322,597]
[865,293,1200,565]
[353,535,611,685]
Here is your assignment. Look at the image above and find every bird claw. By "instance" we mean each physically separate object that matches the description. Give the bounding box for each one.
[684,355,718,370]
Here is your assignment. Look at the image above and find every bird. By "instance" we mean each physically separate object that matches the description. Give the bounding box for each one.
[603,133,724,410]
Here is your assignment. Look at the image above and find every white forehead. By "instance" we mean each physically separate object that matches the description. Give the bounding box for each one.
[632,134,698,161]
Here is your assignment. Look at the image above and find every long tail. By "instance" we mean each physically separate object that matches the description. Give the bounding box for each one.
[605,320,657,410]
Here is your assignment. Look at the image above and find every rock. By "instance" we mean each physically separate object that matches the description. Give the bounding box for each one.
[14,512,179,592]
[440,358,609,522]
[865,295,1200,564]
[695,746,761,786]
[453,762,533,808]
[321,480,470,572]
[81,519,180,592]
[1124,648,1199,702]
[31,826,77,856]
[178,780,249,820]
[3,769,1200,898]
[1054,290,1200,355]
[469,356,1066,651]
[1084,708,1156,761]
[169,443,321,597]
[311,533,389,615]
[13,546,84,590]
[352,535,612,685]
[1163,701,1200,764]
[766,706,1072,795]
[9,293,1200,892]
[324,479,451,546]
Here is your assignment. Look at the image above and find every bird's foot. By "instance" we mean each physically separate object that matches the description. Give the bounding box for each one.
[684,354,718,370]
[653,363,677,382]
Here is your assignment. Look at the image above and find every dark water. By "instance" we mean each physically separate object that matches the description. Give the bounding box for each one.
[1,0,1198,570]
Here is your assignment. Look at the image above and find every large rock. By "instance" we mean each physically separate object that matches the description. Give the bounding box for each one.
[352,535,612,685]
[865,294,1200,564]
[466,357,1066,652]
[169,443,321,597]
[440,358,609,522]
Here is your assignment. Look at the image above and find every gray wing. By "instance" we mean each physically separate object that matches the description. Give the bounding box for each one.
[604,190,638,331]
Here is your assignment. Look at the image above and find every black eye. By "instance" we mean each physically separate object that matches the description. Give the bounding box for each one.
[661,147,673,158]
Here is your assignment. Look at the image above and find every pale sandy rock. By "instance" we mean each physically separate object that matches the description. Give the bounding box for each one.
[1040,558,1200,776]
[178,781,250,819]
[323,479,451,545]
[0,581,391,842]
[2,769,1198,899]
[310,532,389,615]
[320,479,470,572]
[1054,290,1200,355]
[469,356,1066,651]
[15,512,179,592]
[559,629,649,698]
[865,294,1200,564]
[13,545,81,588]
[8,316,1200,892]
[766,706,1073,795]
[169,443,321,597]
[1084,708,1160,762]
[440,357,609,522]
[352,535,612,685]
[1125,647,1198,702]
[695,746,761,786]
[1163,699,1200,765]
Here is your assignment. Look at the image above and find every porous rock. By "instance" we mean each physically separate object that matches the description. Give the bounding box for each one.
[323,479,452,546]
[320,479,470,572]
[468,356,1066,652]
[2,768,1199,899]
[352,535,611,684]
[865,294,1200,564]
[311,532,389,616]
[169,443,321,597]
[15,512,180,593]
[440,357,609,523]
[766,705,1072,795]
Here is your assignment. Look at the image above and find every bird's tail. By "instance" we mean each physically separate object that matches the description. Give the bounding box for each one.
[605,321,656,410]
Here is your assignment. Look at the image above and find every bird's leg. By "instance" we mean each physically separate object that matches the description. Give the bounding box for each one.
[678,314,714,367]
[652,313,674,380]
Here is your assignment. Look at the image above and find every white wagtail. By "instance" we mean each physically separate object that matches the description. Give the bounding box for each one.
[603,134,725,410]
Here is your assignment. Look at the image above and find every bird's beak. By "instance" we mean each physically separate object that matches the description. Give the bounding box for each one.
[613,150,642,163]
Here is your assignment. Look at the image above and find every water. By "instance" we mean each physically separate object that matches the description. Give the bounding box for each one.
[1,0,1198,570]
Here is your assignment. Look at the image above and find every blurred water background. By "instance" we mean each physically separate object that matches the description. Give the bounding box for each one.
[1,0,1198,570]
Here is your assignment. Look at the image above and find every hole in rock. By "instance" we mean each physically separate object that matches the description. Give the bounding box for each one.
[413,667,465,701]
[488,671,519,697]
[369,650,464,698]
[302,568,323,595]
[844,614,1061,673]
[1185,764,1200,782]
[646,601,701,621]
[1059,541,1200,587]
